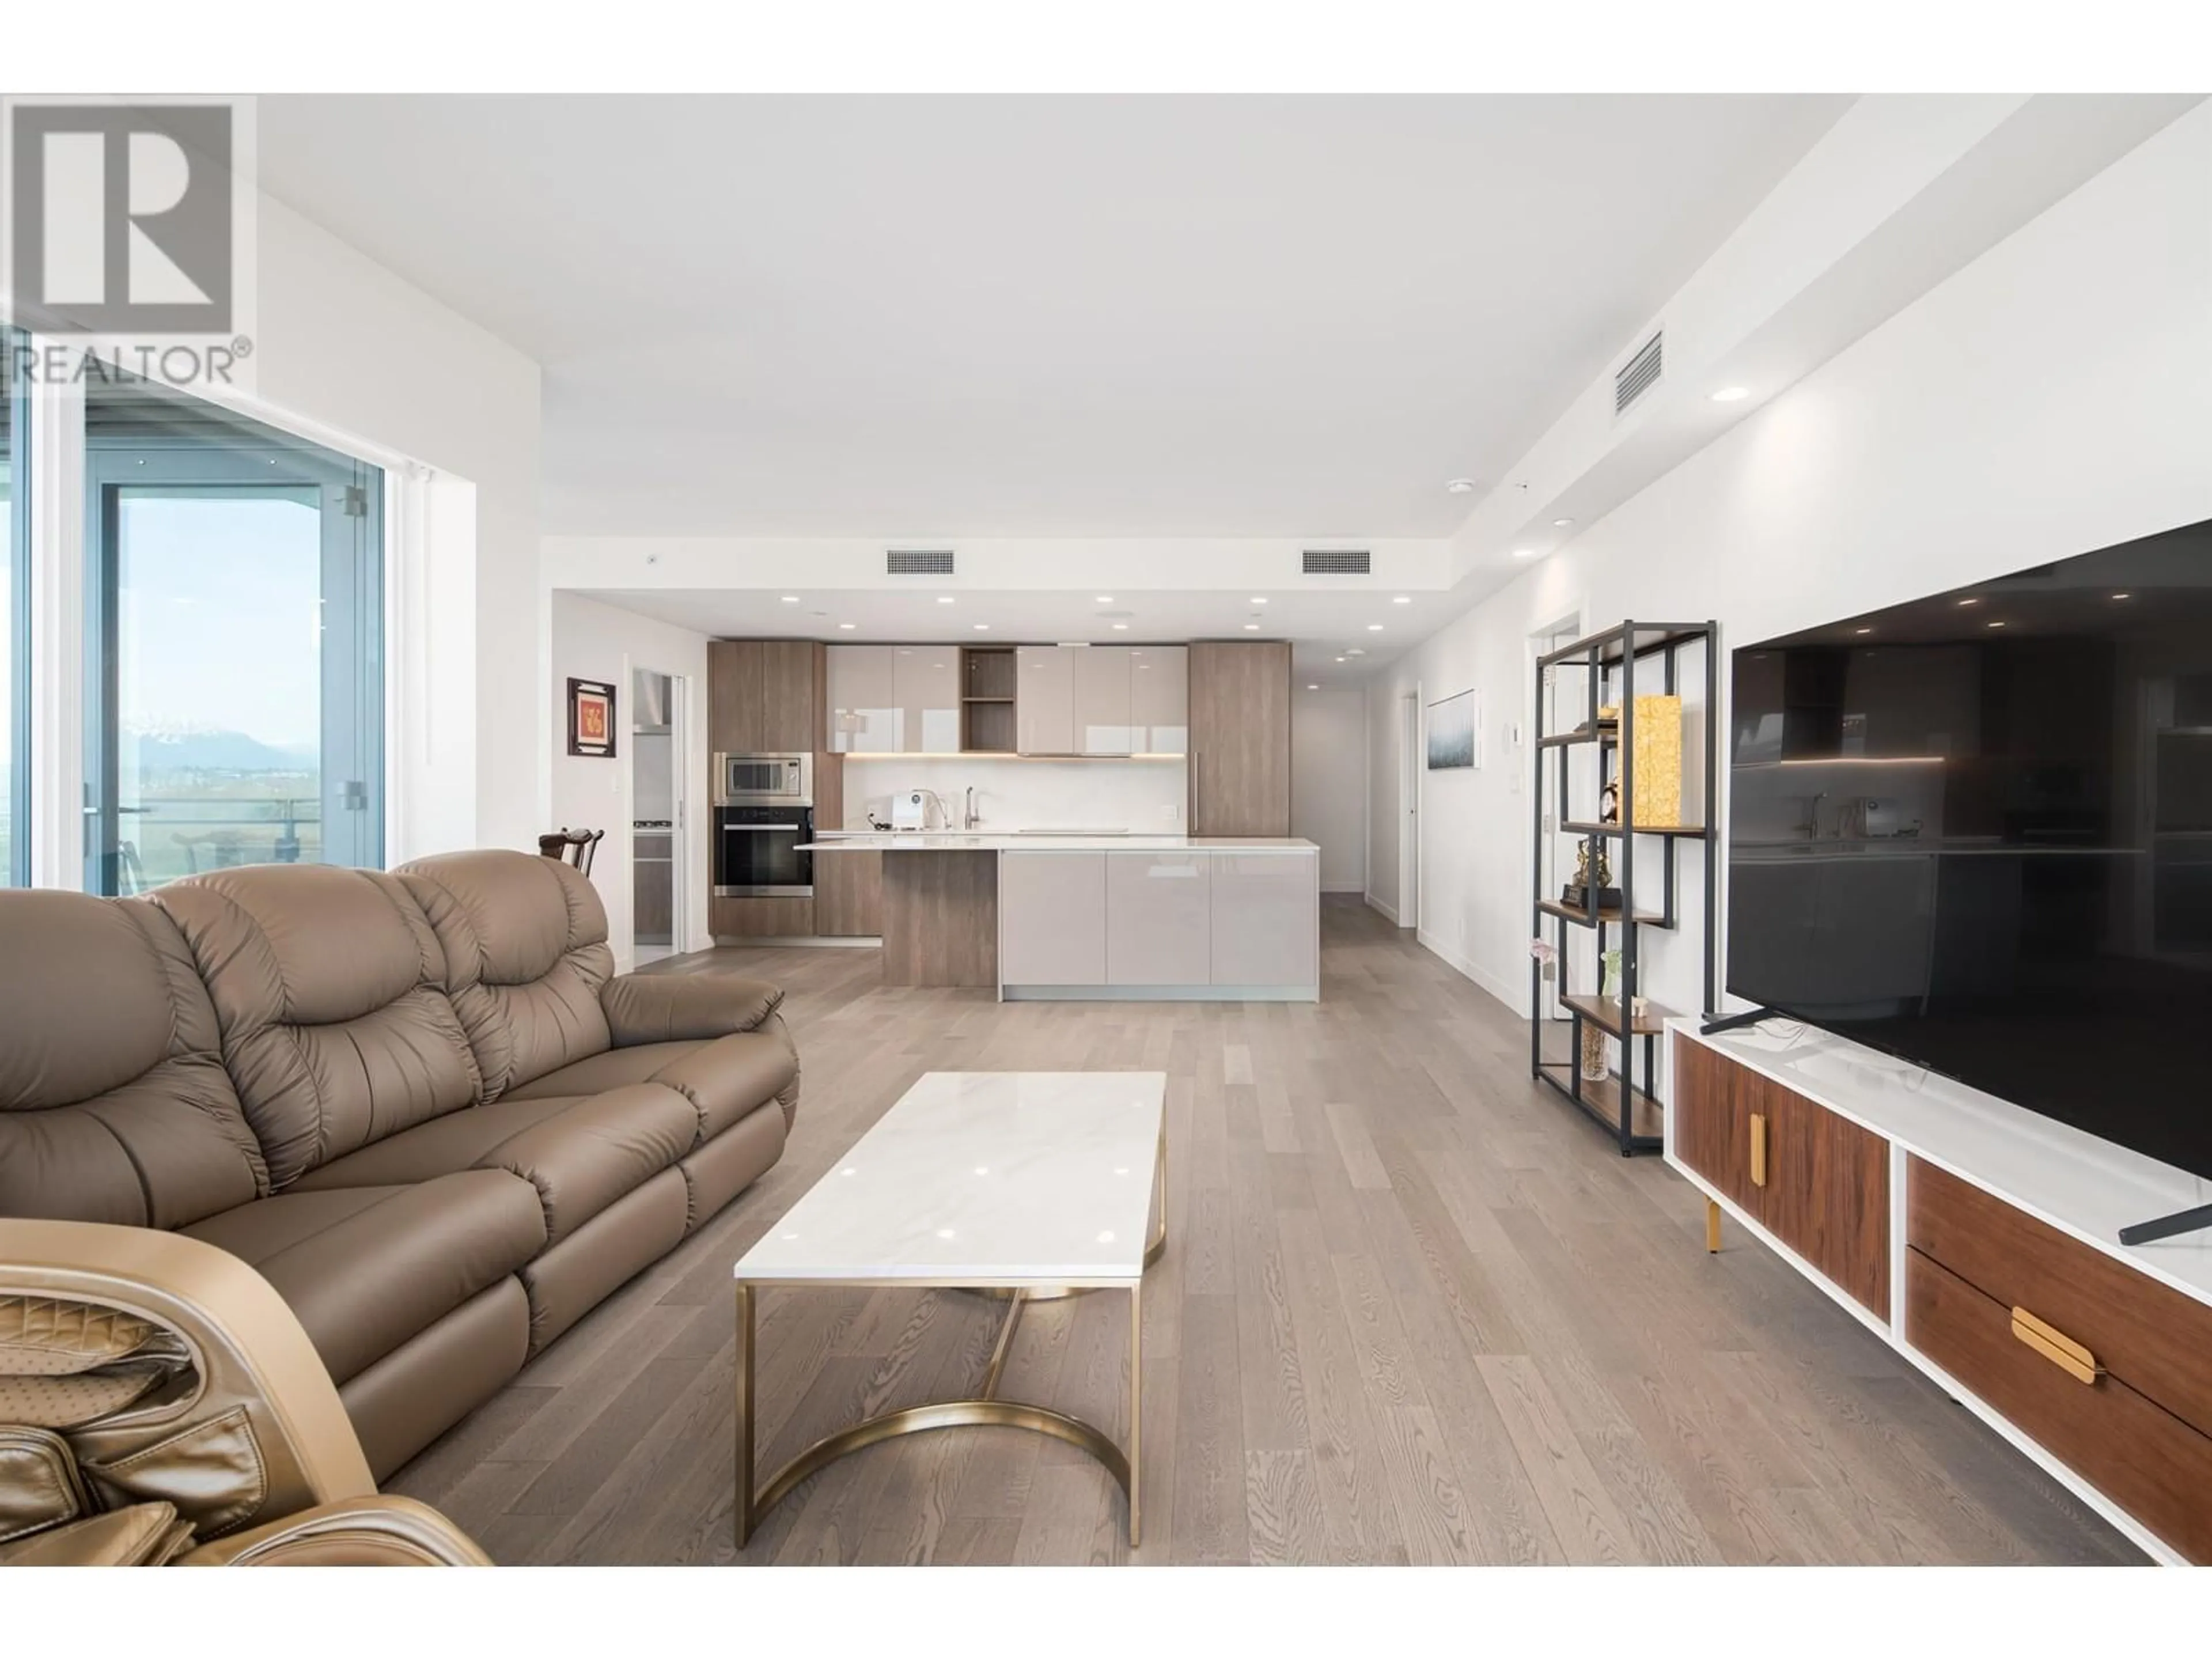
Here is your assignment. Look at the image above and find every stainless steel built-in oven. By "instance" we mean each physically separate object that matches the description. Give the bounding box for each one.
[714,752,813,807]
[714,805,815,897]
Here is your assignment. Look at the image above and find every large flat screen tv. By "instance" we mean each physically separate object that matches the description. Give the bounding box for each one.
[1728,518,2212,1180]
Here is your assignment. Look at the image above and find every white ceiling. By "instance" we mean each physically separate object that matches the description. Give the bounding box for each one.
[259,95,1850,539]
[579,586,1456,684]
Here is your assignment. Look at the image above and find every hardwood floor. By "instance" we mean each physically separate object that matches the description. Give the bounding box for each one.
[388,897,2142,1566]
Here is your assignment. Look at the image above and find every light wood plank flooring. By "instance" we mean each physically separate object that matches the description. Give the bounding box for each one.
[389,897,2142,1566]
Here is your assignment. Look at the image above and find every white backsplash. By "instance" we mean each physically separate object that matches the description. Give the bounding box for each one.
[839,756,1189,833]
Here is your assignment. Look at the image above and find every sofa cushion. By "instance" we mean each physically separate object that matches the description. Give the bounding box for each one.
[146,867,482,1189]
[397,851,615,1100]
[288,1086,699,1247]
[601,972,783,1046]
[0,889,267,1228]
[506,1021,800,1143]
[182,1171,544,1384]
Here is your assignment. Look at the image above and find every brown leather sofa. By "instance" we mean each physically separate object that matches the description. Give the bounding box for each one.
[0,849,798,1526]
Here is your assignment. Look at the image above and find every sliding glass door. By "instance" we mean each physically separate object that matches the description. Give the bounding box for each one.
[84,380,382,893]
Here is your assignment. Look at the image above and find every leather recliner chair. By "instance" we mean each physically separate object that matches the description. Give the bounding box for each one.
[1,1218,488,1565]
[0,849,799,1552]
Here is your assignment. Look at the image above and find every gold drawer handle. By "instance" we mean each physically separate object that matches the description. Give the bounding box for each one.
[2011,1307,2103,1386]
[1749,1112,1767,1188]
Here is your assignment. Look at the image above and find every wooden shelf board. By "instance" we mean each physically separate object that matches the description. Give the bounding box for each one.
[1561,991,1674,1038]
[1536,898,1672,930]
[1563,820,1711,840]
[1536,1062,1666,1142]
[960,696,1015,703]
[1536,726,1618,749]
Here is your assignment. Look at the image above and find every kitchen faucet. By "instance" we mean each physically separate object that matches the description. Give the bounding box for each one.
[964,785,979,830]
[1800,790,1829,840]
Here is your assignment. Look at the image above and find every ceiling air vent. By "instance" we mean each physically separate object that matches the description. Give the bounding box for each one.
[1302,549,1371,576]
[886,548,956,575]
[1614,329,1664,416]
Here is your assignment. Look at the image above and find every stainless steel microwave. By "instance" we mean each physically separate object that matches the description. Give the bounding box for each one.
[714,751,813,806]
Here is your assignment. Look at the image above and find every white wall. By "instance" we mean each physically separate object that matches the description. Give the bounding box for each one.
[1291,687,1368,892]
[550,592,713,971]
[1374,102,2212,1023]
[252,194,543,857]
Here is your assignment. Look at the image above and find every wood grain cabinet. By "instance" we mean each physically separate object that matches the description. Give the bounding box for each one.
[1906,1158,2212,1563]
[1671,1037,1889,1319]
[1130,646,1187,753]
[710,640,818,754]
[813,850,882,937]
[1189,641,1291,835]
[1105,853,1211,985]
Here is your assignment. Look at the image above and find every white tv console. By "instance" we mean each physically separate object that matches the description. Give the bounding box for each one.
[1666,1016,2212,1566]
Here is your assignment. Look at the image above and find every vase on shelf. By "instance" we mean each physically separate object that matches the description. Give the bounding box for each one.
[1580,1022,1608,1082]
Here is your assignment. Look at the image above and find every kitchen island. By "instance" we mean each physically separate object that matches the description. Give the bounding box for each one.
[799,833,1320,999]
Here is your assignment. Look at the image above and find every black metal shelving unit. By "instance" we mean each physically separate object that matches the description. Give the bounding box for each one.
[1529,620,1719,1154]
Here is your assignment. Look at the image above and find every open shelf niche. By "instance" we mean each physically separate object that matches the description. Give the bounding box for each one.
[961,645,1018,753]
[1529,619,1719,1153]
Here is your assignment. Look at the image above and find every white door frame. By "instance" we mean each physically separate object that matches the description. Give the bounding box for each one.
[1399,685,1421,930]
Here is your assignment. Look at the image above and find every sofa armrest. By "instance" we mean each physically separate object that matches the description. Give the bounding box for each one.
[601,973,783,1046]
[176,1495,491,1566]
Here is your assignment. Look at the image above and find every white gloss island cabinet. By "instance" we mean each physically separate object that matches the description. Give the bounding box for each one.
[998,844,1317,999]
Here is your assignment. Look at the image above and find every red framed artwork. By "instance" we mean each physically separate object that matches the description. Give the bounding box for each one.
[567,677,617,758]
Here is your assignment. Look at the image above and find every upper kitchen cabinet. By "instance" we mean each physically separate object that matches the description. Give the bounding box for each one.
[1018,645,1146,756]
[1074,646,1134,755]
[1016,646,1077,755]
[894,646,961,754]
[712,641,819,753]
[1130,645,1188,753]
[827,645,897,753]
[1189,641,1291,835]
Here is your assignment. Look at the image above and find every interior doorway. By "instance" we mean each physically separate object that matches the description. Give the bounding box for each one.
[630,667,687,964]
[1399,688,1421,930]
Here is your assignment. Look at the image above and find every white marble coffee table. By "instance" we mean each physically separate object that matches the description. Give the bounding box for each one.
[732,1071,1167,1548]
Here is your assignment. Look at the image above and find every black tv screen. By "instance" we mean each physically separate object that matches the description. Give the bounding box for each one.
[1728,518,2212,1180]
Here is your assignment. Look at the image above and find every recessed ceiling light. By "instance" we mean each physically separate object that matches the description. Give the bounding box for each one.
[1446,478,1478,494]
[838,622,857,630]
[780,595,800,604]
[1987,620,2006,629]
[2112,591,2133,600]
[1306,683,1319,691]
[937,596,955,604]
[973,623,990,631]
[1512,548,1539,559]
[1957,597,1981,607]
[1243,623,1261,631]
[1111,622,1128,631]
[1335,656,1346,662]
[1552,518,1575,528]
[1392,596,1411,604]
[1855,627,1874,635]
[1366,623,1384,631]
[1251,597,1268,605]
[1711,387,1751,403]
[1096,596,1113,603]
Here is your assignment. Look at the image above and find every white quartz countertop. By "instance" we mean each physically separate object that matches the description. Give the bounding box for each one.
[801,832,1317,852]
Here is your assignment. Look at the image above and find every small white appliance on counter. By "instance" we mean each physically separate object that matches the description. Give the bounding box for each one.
[890,790,931,831]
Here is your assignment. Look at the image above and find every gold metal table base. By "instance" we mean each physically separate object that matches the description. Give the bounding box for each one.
[734,1125,1165,1554]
